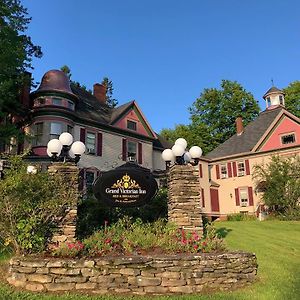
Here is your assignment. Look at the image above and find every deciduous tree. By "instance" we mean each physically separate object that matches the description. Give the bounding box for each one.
[283,81,300,118]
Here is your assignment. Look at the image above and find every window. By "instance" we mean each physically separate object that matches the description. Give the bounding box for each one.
[85,171,95,189]
[237,161,245,176]
[50,122,62,139]
[281,133,295,145]
[239,188,248,207]
[267,97,271,107]
[220,164,227,179]
[127,141,137,159]
[279,95,284,105]
[33,122,43,146]
[67,125,73,135]
[52,98,63,106]
[67,101,75,110]
[86,132,96,154]
[127,120,137,131]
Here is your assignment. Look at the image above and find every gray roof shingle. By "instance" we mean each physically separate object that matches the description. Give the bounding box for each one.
[205,107,284,159]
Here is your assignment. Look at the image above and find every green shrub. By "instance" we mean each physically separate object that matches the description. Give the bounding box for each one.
[227,213,257,221]
[54,217,226,258]
[0,156,76,254]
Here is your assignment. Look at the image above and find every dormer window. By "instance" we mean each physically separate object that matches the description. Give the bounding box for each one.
[281,133,296,145]
[127,120,137,131]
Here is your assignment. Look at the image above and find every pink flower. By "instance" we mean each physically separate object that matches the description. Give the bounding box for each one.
[105,238,111,244]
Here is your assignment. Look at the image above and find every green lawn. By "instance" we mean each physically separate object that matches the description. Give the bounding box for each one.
[0,220,299,300]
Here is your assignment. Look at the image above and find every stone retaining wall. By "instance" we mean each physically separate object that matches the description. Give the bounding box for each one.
[8,252,257,295]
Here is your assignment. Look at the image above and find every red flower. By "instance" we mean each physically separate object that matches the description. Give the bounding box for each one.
[105,238,111,244]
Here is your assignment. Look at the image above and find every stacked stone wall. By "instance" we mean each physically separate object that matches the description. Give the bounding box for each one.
[8,252,257,295]
[168,164,203,233]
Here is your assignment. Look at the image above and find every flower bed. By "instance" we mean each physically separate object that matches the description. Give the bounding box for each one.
[7,252,257,295]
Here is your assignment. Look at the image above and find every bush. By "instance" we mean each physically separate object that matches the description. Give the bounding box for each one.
[77,188,168,239]
[227,213,257,221]
[53,217,226,258]
[0,156,76,254]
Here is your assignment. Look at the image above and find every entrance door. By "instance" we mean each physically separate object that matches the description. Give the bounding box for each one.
[210,188,220,212]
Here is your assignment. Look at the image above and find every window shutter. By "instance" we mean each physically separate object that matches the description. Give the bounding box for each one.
[227,162,232,178]
[216,165,220,179]
[97,132,103,156]
[248,187,254,206]
[245,159,250,175]
[80,128,86,143]
[232,162,237,177]
[201,188,205,207]
[78,169,85,191]
[199,164,203,178]
[138,142,143,164]
[122,139,127,161]
[235,188,240,206]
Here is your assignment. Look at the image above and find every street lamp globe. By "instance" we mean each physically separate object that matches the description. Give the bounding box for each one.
[47,139,63,155]
[171,144,185,157]
[162,148,174,162]
[175,138,187,150]
[71,141,86,155]
[59,132,73,146]
[184,151,192,163]
[189,146,203,159]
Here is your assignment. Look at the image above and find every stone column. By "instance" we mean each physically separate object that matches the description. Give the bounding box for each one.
[167,164,203,234]
[48,162,79,248]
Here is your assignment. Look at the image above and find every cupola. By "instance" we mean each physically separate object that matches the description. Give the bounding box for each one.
[263,86,285,110]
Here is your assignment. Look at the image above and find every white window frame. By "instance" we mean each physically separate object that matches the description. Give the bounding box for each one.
[220,164,227,179]
[237,161,245,177]
[86,132,96,154]
[239,188,249,207]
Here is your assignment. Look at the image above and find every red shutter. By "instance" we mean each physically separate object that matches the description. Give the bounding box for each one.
[216,165,220,179]
[245,159,250,175]
[97,132,103,156]
[235,188,240,206]
[122,139,127,161]
[248,187,254,206]
[80,128,86,143]
[138,142,143,164]
[199,164,203,178]
[227,162,232,178]
[233,162,237,177]
[210,189,220,212]
[201,188,205,207]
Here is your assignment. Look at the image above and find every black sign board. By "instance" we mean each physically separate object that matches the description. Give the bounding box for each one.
[93,162,158,207]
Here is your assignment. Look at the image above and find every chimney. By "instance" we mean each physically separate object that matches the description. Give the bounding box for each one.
[19,71,32,108]
[93,83,106,104]
[235,116,244,135]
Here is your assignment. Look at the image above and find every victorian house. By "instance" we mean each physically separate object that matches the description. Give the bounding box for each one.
[199,86,300,219]
[1,69,168,188]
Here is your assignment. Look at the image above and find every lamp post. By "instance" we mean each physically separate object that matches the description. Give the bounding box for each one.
[47,132,86,164]
[161,138,202,168]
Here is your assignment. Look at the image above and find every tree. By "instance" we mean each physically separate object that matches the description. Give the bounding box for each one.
[283,81,300,118]
[60,65,72,79]
[101,77,118,108]
[189,80,260,152]
[253,155,300,217]
[0,0,42,147]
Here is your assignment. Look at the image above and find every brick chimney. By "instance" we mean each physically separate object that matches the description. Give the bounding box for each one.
[235,116,244,135]
[93,83,106,104]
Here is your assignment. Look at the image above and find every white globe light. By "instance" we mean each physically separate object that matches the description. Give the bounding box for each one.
[189,146,203,159]
[27,165,37,174]
[184,151,192,163]
[68,147,76,158]
[47,139,63,154]
[172,144,185,157]
[59,132,73,146]
[175,138,187,150]
[71,141,86,155]
[162,149,174,162]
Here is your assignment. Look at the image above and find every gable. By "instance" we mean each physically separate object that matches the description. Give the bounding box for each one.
[113,106,156,138]
[257,115,300,151]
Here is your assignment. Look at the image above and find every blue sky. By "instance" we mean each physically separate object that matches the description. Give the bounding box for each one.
[23,0,300,133]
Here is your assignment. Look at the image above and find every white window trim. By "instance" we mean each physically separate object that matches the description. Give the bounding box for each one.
[237,161,245,177]
[239,187,249,207]
[220,164,227,179]
[86,132,96,155]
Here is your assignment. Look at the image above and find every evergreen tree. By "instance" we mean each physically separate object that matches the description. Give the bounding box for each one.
[101,77,118,108]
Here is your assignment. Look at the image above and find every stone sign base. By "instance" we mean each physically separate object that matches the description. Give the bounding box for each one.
[8,252,257,295]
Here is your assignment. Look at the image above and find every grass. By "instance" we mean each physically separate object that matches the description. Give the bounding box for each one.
[0,220,299,300]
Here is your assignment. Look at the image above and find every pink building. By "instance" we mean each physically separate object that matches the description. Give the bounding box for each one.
[199,86,300,219]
